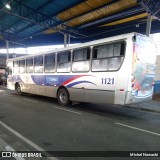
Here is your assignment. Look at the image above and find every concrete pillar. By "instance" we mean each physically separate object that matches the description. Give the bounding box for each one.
[68,34,70,47]
[64,34,67,48]
[6,40,9,60]
[146,13,152,37]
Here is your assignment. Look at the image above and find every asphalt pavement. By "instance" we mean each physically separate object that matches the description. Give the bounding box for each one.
[0,86,160,160]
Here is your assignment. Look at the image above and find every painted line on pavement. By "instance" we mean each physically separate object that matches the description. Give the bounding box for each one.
[115,122,160,136]
[0,121,58,160]
[2,93,14,97]
[5,145,25,160]
[0,138,25,160]
[52,106,82,115]
[23,98,39,103]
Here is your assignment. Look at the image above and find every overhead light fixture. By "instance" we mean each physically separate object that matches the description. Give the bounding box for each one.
[5,3,11,10]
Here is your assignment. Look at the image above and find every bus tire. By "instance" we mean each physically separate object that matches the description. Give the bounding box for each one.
[57,88,70,106]
[16,83,23,95]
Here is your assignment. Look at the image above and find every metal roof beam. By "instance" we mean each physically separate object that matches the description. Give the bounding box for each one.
[0,29,22,41]
[47,0,86,16]
[0,1,69,38]
[139,0,160,15]
[24,0,121,39]
[12,0,120,39]
[11,0,59,27]
[4,0,86,37]
[78,6,145,29]
[4,0,54,31]
[139,0,151,13]
[78,0,160,29]
[139,0,160,21]
[12,1,87,37]
[1,0,126,41]
[63,0,121,24]
[152,0,160,18]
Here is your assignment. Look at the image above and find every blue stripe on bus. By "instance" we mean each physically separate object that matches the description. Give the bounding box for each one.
[66,81,96,88]
[31,75,75,86]
[8,75,23,83]
[10,75,95,88]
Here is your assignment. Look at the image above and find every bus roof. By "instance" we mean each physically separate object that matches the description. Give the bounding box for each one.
[7,32,138,61]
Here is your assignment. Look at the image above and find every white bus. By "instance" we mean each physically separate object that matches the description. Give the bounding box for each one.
[6,33,156,106]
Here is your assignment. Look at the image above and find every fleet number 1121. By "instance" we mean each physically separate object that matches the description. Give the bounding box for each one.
[101,78,114,84]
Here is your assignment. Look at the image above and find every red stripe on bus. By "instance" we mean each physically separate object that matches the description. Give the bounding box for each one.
[62,75,86,86]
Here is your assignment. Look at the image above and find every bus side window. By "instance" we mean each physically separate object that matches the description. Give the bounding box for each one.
[5,67,12,76]
[26,58,33,73]
[13,61,19,74]
[44,54,55,73]
[72,47,90,72]
[34,56,43,73]
[114,43,121,56]
[9,67,12,75]
[92,42,125,71]
[7,61,13,75]
[114,42,125,56]
[19,59,25,73]
[57,51,71,73]
[107,57,124,71]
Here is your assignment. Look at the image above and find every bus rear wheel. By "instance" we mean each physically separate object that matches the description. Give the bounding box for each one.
[57,88,70,106]
[16,83,22,95]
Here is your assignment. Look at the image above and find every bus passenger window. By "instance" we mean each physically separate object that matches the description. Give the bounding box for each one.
[92,41,125,71]
[44,54,55,73]
[96,44,114,58]
[26,58,33,73]
[72,47,90,72]
[108,57,123,70]
[114,42,125,56]
[8,67,12,75]
[34,56,43,73]
[92,59,108,71]
[19,59,25,73]
[7,61,13,75]
[13,61,19,74]
[57,51,71,73]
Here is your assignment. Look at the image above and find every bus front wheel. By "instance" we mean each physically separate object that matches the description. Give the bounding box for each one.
[16,83,22,95]
[57,88,70,106]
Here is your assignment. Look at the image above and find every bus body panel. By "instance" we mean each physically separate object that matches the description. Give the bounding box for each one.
[124,33,156,104]
[6,33,156,106]
[114,38,133,105]
[68,87,85,102]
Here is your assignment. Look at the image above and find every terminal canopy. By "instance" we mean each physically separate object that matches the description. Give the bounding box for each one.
[0,0,160,47]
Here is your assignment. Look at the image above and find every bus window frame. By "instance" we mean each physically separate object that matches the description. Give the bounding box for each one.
[26,57,34,73]
[72,47,91,73]
[34,55,44,73]
[44,53,56,73]
[13,60,19,74]
[57,50,71,73]
[91,41,126,72]
[19,59,26,74]
[7,61,13,75]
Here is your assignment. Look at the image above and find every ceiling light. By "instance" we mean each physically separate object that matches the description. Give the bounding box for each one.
[5,3,11,10]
